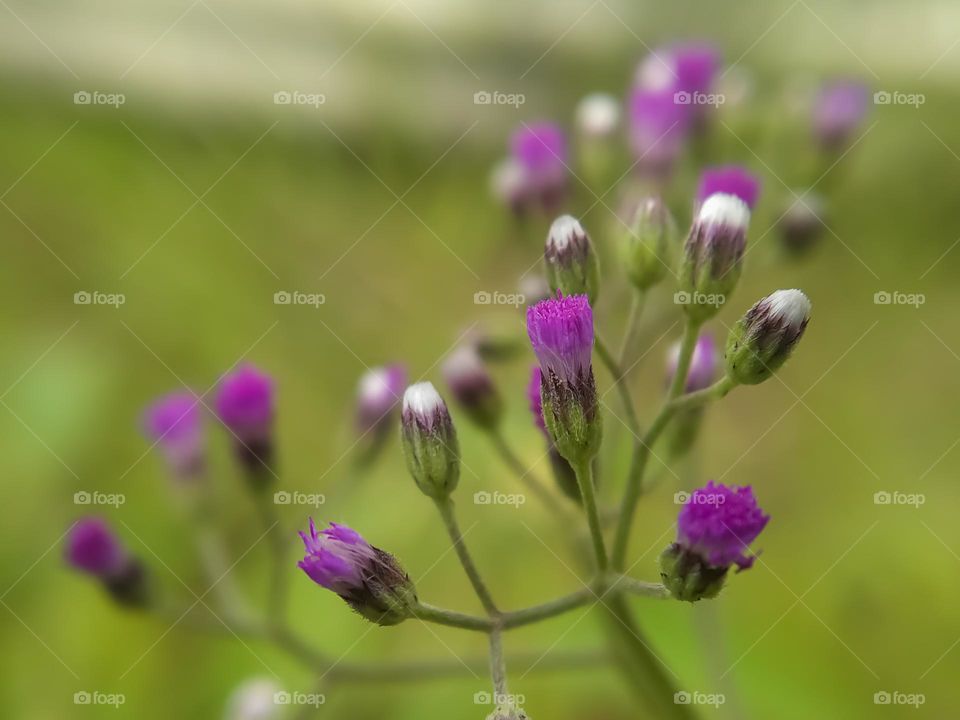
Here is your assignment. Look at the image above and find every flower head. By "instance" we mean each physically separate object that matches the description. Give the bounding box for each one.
[401,382,460,498]
[813,80,869,151]
[627,88,689,176]
[142,391,205,479]
[667,332,717,393]
[544,215,600,301]
[677,481,770,569]
[697,166,761,210]
[442,346,502,429]
[66,517,127,578]
[526,293,594,386]
[490,157,531,216]
[510,122,568,212]
[356,364,406,435]
[671,43,721,98]
[215,364,276,475]
[298,519,415,625]
[527,366,546,436]
[726,289,811,385]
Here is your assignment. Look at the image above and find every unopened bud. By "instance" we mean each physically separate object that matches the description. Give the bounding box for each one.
[544,216,600,302]
[401,382,460,499]
[725,289,811,385]
[442,346,502,430]
[622,196,677,290]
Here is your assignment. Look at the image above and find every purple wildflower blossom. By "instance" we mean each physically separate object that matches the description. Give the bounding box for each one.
[509,123,568,212]
[677,481,770,569]
[697,166,761,210]
[627,88,689,175]
[214,364,275,442]
[142,391,205,478]
[667,333,717,393]
[813,81,869,151]
[65,517,127,578]
[672,43,720,98]
[526,293,594,385]
[356,364,406,434]
[298,519,375,593]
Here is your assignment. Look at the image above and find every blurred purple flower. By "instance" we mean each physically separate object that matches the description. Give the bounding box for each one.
[65,517,128,578]
[356,364,406,435]
[697,166,761,210]
[667,333,717,393]
[142,391,205,479]
[813,80,869,151]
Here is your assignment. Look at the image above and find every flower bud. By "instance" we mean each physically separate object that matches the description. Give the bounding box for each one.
[490,158,531,217]
[778,193,825,256]
[725,289,811,385]
[510,122,568,214]
[621,196,678,290]
[696,165,761,210]
[142,391,205,481]
[356,364,405,436]
[214,364,276,479]
[528,366,581,501]
[526,294,601,464]
[679,193,750,320]
[442,346,502,430]
[65,518,149,607]
[544,215,600,302]
[813,80,869,153]
[401,382,460,499]
[225,678,283,720]
[575,93,620,139]
[298,520,416,626]
[660,481,769,601]
[627,88,689,179]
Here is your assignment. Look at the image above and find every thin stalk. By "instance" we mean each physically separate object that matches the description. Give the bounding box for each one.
[486,427,565,516]
[573,457,608,572]
[608,574,670,599]
[255,490,290,625]
[617,289,646,367]
[411,602,493,632]
[594,334,641,438]
[489,626,509,697]
[501,586,597,628]
[433,497,499,615]
[667,318,703,401]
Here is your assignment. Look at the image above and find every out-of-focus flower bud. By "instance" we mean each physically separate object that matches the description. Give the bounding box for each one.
[813,80,869,153]
[224,678,283,720]
[65,518,149,607]
[142,391,205,481]
[621,196,678,290]
[778,194,826,256]
[214,364,276,479]
[443,346,502,430]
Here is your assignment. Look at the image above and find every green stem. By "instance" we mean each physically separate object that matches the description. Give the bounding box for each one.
[608,575,670,599]
[433,497,499,615]
[486,427,566,516]
[489,626,509,696]
[617,289,646,367]
[668,318,703,401]
[412,602,494,632]
[502,585,597,628]
[594,334,642,438]
[573,456,608,572]
[255,490,289,626]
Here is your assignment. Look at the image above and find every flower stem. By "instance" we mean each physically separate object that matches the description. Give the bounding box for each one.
[255,489,289,625]
[412,602,493,632]
[594,334,641,438]
[486,427,566,516]
[573,456,608,572]
[489,626,509,697]
[433,497,499,615]
[667,318,703,401]
[501,585,598,628]
[618,289,646,367]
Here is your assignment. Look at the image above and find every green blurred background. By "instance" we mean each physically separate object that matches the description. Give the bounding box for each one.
[2,0,959,717]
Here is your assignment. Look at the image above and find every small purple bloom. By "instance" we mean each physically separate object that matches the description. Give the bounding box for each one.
[697,166,761,210]
[527,366,547,436]
[65,517,128,578]
[627,88,689,175]
[298,519,374,594]
[214,364,275,442]
[672,43,721,98]
[356,364,406,434]
[677,481,770,569]
[813,81,869,151]
[526,293,594,385]
[510,122,568,213]
[667,333,717,393]
[142,391,205,479]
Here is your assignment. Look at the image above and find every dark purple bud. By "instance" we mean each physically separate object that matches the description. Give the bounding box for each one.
[65,518,148,607]
[214,364,275,477]
[442,346,502,430]
[813,80,869,152]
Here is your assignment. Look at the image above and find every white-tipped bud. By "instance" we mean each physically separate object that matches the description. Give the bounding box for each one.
[544,215,600,301]
[490,158,530,215]
[726,289,811,385]
[224,678,283,720]
[442,346,502,429]
[401,382,460,498]
[575,93,620,139]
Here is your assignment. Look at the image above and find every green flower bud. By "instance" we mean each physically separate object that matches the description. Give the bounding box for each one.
[544,216,600,302]
[726,289,811,385]
[401,383,460,499]
[659,543,728,602]
[622,196,678,290]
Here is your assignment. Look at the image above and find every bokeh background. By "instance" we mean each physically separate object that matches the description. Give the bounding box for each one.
[2,0,959,717]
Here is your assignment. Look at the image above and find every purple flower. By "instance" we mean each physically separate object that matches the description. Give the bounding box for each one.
[356,364,406,434]
[65,517,128,578]
[635,43,721,131]
[667,333,717,393]
[672,43,720,98]
[526,293,594,386]
[697,166,761,210]
[510,122,568,212]
[813,81,869,151]
[142,391,205,479]
[298,519,414,625]
[627,88,689,176]
[442,346,501,429]
[527,366,547,436]
[677,481,770,569]
[214,364,275,441]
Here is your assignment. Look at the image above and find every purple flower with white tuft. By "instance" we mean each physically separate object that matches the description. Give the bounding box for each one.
[544,215,600,302]
[667,332,717,393]
[490,157,532,217]
[510,122,568,213]
[442,346,502,430]
[813,80,869,152]
[726,289,811,385]
[215,364,275,476]
[627,88,689,178]
[679,192,751,319]
[660,481,770,601]
[401,382,460,499]
[65,518,148,606]
[298,519,415,626]
[142,391,205,480]
[697,166,761,211]
[356,364,406,435]
[526,294,601,464]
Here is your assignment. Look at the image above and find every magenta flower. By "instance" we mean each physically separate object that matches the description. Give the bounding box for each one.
[527,366,547,436]
[813,80,869,151]
[677,481,770,569]
[510,122,568,212]
[298,519,414,625]
[215,364,275,473]
[697,166,761,210]
[142,391,205,479]
[667,333,717,393]
[627,88,689,176]
[526,293,594,386]
[671,43,720,99]
[356,364,406,435]
[65,518,148,606]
